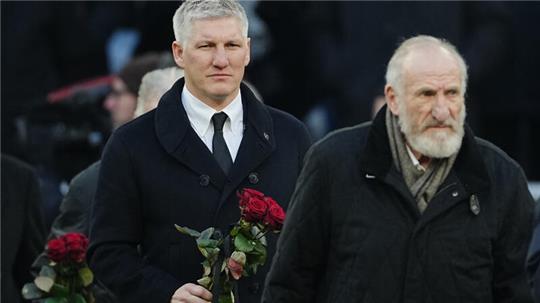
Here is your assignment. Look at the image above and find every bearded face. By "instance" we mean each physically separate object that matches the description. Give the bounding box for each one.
[387,46,467,159]
[398,100,465,158]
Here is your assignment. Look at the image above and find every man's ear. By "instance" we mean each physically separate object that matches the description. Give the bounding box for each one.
[172,41,185,69]
[385,84,400,115]
[244,37,251,66]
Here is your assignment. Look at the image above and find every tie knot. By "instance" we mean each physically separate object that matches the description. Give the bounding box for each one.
[212,112,228,132]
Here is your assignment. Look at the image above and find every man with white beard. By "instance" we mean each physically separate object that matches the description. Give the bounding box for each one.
[263,35,535,303]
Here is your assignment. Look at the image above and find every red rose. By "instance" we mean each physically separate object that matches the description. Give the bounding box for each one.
[62,233,89,263]
[243,197,268,223]
[237,188,265,209]
[263,199,285,230]
[227,257,244,280]
[47,238,67,262]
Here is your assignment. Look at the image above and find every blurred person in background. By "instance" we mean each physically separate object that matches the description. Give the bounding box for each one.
[30,64,180,303]
[1,2,112,158]
[134,66,184,117]
[103,52,173,129]
[1,155,46,303]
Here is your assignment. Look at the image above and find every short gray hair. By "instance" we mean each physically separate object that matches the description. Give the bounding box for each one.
[135,67,184,117]
[172,0,249,45]
[385,35,468,96]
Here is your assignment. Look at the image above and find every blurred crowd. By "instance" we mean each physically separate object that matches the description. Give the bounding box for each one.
[2,1,540,227]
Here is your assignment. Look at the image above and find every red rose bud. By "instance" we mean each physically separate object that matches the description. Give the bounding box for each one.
[69,249,86,263]
[263,197,279,208]
[62,233,89,263]
[227,257,244,280]
[243,197,268,222]
[238,188,265,208]
[264,203,286,230]
[47,238,67,262]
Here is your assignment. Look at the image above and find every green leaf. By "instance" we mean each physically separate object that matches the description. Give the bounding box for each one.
[196,238,220,248]
[221,259,227,273]
[198,246,220,262]
[34,276,55,292]
[21,283,44,299]
[199,227,215,240]
[39,265,57,280]
[206,247,221,263]
[230,226,240,237]
[253,241,267,255]
[174,225,201,238]
[197,276,212,289]
[69,293,87,303]
[79,267,94,287]
[44,297,69,303]
[234,232,255,253]
[218,291,234,303]
[50,283,70,297]
[202,260,212,277]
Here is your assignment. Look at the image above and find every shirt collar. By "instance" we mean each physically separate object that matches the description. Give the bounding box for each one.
[181,86,243,137]
[406,144,426,172]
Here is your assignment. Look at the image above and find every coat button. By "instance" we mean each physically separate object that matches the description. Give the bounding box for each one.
[248,172,259,184]
[248,282,260,294]
[199,175,210,186]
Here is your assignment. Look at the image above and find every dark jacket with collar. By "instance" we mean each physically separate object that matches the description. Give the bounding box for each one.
[263,107,534,303]
[88,78,311,303]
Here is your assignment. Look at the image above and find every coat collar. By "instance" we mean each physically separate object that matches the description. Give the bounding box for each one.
[154,78,275,202]
[359,105,490,195]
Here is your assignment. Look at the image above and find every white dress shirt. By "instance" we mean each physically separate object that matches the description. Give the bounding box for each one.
[181,87,244,161]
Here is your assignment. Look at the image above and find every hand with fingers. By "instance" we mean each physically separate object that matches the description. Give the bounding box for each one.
[171,283,213,303]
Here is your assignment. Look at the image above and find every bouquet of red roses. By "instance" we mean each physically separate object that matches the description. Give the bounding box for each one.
[175,188,285,303]
[22,233,95,303]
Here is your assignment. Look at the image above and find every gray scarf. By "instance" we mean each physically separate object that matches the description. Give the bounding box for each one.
[385,108,457,213]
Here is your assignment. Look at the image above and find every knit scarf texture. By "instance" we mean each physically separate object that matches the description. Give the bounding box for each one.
[385,108,457,213]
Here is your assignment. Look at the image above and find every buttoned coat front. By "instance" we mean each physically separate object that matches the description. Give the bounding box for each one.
[263,108,534,303]
[88,78,311,303]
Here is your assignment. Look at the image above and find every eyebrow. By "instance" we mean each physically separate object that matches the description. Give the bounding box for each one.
[415,87,436,95]
[415,85,460,94]
[445,86,460,91]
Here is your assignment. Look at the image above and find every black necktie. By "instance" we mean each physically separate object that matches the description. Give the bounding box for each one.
[212,112,233,174]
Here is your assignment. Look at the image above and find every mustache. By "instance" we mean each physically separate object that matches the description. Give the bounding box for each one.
[421,118,458,130]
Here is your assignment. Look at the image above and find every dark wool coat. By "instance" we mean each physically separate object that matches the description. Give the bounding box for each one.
[263,108,534,303]
[88,78,311,303]
[1,155,46,303]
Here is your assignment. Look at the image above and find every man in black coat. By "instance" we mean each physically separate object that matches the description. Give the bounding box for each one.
[1,155,46,303]
[88,1,311,303]
[263,35,534,303]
